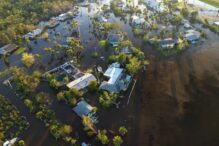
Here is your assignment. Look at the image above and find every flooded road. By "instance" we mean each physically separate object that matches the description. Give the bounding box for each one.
[0,0,219,146]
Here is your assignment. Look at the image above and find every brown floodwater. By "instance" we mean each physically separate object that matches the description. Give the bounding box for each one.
[126,40,219,146]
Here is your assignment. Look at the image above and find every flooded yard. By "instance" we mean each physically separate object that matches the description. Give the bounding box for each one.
[0,0,219,146]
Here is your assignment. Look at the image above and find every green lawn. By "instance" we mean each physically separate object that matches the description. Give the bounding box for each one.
[200,0,219,8]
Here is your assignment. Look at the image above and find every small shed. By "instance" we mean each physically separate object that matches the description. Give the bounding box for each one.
[73,101,93,118]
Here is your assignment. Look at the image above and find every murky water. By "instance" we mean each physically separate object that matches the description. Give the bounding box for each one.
[0,0,219,146]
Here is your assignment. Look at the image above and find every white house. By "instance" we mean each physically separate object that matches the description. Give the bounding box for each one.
[24,28,42,39]
[99,63,132,93]
[3,138,17,146]
[67,73,96,91]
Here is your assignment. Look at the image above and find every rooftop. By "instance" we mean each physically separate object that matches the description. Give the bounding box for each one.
[67,73,96,90]
[100,62,132,93]
[0,44,17,55]
[120,46,132,54]
[184,29,201,42]
[104,63,123,84]
[73,101,93,118]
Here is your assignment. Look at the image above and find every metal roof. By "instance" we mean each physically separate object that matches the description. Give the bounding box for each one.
[73,101,93,118]
[67,73,96,90]
[104,66,123,84]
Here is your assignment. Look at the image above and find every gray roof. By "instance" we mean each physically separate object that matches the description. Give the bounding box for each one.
[73,101,93,118]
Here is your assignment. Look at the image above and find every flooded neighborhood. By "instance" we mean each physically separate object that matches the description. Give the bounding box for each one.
[0,0,219,146]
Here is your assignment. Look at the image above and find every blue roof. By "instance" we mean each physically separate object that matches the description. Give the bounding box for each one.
[73,101,93,118]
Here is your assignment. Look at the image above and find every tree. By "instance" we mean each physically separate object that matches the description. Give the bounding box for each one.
[18,140,25,146]
[68,97,77,106]
[70,20,78,28]
[21,53,35,68]
[88,80,98,93]
[97,130,109,145]
[36,111,43,119]
[24,99,34,112]
[113,136,123,146]
[60,125,72,136]
[66,37,83,62]
[119,126,128,136]
[44,47,57,59]
[0,132,4,146]
[99,91,118,108]
[12,69,40,94]
[126,57,141,76]
[49,124,61,139]
[41,32,49,41]
[82,116,95,131]
[99,40,109,48]
[57,91,66,101]
[190,11,198,23]
[50,79,60,89]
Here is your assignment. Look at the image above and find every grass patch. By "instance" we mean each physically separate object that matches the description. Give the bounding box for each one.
[14,47,26,55]
[200,0,219,8]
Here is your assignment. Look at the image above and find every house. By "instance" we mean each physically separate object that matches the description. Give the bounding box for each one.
[58,13,69,21]
[32,29,42,36]
[99,63,132,93]
[3,138,17,146]
[131,15,147,28]
[184,29,200,44]
[159,38,176,49]
[184,23,192,29]
[120,46,132,54]
[107,33,123,47]
[73,101,93,118]
[67,73,97,91]
[214,22,219,27]
[24,28,42,39]
[45,61,82,86]
[0,44,17,55]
